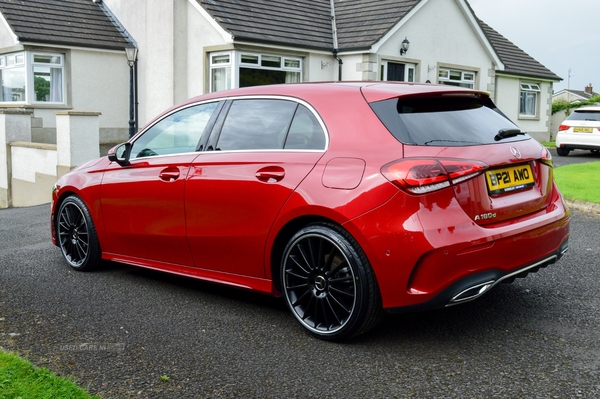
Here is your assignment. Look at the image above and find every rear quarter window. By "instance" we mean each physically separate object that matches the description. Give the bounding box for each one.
[370,94,528,146]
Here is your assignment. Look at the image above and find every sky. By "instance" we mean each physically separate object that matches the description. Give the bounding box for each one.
[467,0,600,94]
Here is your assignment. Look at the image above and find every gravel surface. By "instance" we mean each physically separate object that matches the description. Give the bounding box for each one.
[1,205,599,398]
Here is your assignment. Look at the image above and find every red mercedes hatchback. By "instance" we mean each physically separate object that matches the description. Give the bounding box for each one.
[51,82,570,341]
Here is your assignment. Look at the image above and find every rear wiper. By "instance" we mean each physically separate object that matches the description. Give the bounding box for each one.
[495,128,526,141]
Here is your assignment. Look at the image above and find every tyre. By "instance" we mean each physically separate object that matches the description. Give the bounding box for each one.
[556,147,570,156]
[56,195,101,271]
[281,223,383,341]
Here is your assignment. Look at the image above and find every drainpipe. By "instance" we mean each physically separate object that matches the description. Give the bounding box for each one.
[330,0,342,81]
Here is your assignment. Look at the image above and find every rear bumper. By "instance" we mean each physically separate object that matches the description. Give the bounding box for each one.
[556,132,600,150]
[385,237,569,314]
[345,184,570,311]
[558,144,600,151]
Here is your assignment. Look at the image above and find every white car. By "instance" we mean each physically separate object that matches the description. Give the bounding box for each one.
[556,106,600,156]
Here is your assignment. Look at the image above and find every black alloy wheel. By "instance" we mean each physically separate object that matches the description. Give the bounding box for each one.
[56,196,101,271]
[281,223,382,341]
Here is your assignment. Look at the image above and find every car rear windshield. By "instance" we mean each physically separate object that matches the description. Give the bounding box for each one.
[567,110,600,121]
[369,94,527,146]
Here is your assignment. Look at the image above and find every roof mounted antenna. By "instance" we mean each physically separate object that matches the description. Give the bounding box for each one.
[330,0,342,81]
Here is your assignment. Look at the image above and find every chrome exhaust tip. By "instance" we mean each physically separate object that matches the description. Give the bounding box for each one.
[448,281,495,305]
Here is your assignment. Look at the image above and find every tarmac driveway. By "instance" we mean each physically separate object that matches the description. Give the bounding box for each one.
[1,205,599,398]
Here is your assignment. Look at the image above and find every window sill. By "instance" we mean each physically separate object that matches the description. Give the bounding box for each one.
[518,115,540,121]
[0,103,71,110]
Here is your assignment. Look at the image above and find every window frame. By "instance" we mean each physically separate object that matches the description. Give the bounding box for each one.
[380,61,416,82]
[208,51,303,93]
[206,95,328,152]
[130,100,224,160]
[0,51,66,105]
[519,82,541,118]
[438,68,476,88]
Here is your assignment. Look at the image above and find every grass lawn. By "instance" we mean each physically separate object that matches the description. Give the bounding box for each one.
[553,162,600,204]
[0,350,98,399]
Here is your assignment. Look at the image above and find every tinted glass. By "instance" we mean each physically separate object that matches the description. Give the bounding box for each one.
[131,102,219,159]
[284,105,326,150]
[567,110,600,121]
[216,99,298,150]
[370,95,525,146]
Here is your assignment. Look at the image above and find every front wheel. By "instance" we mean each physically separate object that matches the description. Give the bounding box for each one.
[56,196,101,271]
[281,223,382,341]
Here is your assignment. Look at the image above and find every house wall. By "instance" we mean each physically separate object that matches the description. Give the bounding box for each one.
[0,13,17,49]
[371,0,494,90]
[26,49,129,145]
[304,53,338,82]
[495,75,554,142]
[104,0,229,127]
[552,91,587,103]
[9,143,57,207]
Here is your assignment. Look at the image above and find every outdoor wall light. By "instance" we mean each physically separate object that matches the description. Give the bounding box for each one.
[125,43,138,138]
[400,37,410,56]
[125,43,138,67]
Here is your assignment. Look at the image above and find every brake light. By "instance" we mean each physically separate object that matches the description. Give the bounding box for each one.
[558,125,570,131]
[382,158,488,194]
[540,147,553,167]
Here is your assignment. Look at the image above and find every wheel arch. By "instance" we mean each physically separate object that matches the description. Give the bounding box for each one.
[269,214,380,296]
[270,215,340,294]
[52,187,105,248]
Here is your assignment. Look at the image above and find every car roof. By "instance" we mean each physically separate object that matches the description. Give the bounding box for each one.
[182,81,488,105]
[573,106,600,112]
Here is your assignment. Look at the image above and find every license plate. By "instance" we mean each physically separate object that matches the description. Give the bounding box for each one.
[573,127,593,133]
[485,164,535,195]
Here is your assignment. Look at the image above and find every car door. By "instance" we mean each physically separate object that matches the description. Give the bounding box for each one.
[100,101,222,266]
[185,98,327,277]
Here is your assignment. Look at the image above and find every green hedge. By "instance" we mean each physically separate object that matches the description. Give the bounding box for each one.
[552,95,600,114]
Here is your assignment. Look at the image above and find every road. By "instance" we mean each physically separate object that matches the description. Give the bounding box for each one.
[549,148,600,167]
[1,204,599,398]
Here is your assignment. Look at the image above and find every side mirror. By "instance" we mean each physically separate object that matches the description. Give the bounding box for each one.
[107,142,132,166]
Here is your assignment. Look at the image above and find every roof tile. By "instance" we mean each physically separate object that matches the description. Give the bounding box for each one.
[0,0,130,51]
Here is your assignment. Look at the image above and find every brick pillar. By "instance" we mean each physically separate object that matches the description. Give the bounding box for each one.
[55,111,101,178]
[0,109,32,208]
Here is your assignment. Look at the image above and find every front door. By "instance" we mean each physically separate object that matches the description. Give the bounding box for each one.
[387,62,406,82]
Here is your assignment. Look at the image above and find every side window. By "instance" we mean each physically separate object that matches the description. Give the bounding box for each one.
[216,99,297,150]
[131,102,219,159]
[284,105,326,150]
[519,82,541,118]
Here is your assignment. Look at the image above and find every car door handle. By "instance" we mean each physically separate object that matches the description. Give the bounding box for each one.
[255,166,285,182]
[159,167,180,182]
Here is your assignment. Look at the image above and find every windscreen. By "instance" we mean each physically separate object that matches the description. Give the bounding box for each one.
[370,94,527,146]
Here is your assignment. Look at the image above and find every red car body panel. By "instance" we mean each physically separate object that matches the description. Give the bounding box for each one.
[51,82,570,314]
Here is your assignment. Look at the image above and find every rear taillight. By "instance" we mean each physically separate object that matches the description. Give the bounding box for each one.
[540,147,553,167]
[558,125,570,131]
[382,158,488,194]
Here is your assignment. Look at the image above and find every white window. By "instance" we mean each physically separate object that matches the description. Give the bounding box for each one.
[0,53,26,102]
[32,53,64,103]
[210,53,232,93]
[0,51,65,104]
[438,68,475,88]
[209,51,302,93]
[520,82,541,117]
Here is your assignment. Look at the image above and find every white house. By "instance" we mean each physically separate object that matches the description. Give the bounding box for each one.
[553,84,598,104]
[0,0,132,144]
[100,0,561,142]
[0,0,561,145]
